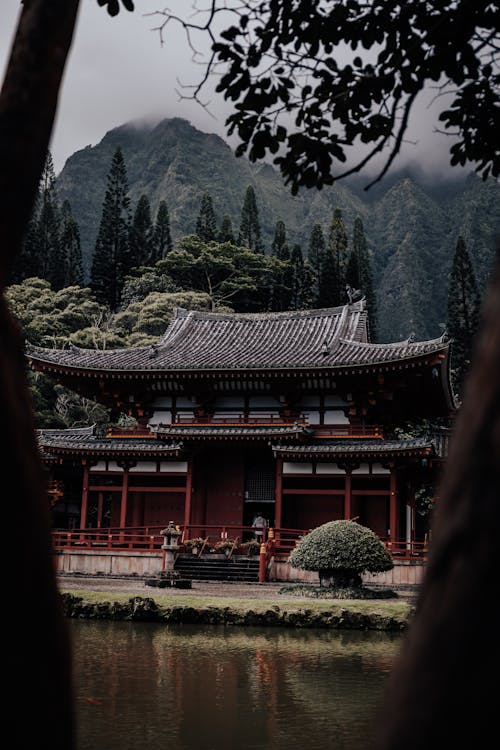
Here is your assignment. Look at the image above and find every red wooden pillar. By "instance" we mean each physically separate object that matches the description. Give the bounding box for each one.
[389,467,398,544]
[183,459,193,536]
[80,464,89,530]
[274,458,283,541]
[344,471,352,520]
[119,466,129,530]
[97,492,103,529]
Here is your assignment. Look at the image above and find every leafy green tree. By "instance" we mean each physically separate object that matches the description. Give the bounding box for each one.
[6,278,107,348]
[352,217,378,339]
[60,200,83,287]
[288,519,393,589]
[447,235,482,394]
[158,235,272,311]
[238,185,263,252]
[120,267,177,306]
[130,194,153,267]
[218,213,235,244]
[327,208,349,305]
[195,192,218,242]
[151,199,173,261]
[191,1,499,192]
[111,290,214,347]
[90,146,131,309]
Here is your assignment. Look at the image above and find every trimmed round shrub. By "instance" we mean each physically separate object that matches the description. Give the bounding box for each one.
[288,519,393,588]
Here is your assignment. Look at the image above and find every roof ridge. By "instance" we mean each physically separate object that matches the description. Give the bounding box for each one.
[169,305,352,322]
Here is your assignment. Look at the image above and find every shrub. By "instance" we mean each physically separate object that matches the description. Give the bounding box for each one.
[288,520,393,588]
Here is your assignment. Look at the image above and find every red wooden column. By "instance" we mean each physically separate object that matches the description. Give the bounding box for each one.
[80,464,89,530]
[389,466,398,545]
[274,458,283,541]
[119,466,129,531]
[97,492,103,529]
[183,459,193,535]
[344,470,352,520]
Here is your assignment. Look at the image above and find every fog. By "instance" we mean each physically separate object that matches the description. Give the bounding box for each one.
[0,0,465,180]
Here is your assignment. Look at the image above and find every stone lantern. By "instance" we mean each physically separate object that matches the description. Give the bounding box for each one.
[160,521,182,572]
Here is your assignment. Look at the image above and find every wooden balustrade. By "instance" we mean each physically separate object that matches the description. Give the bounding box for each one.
[51,525,426,560]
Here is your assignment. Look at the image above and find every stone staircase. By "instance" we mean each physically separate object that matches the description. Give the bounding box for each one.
[174,554,260,582]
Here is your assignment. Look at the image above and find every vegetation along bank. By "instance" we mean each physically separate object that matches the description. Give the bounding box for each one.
[60,590,414,631]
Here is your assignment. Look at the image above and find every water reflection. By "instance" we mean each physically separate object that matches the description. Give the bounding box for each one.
[70,621,402,750]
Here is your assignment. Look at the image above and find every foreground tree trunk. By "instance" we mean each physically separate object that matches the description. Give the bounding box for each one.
[374,246,500,749]
[0,2,80,747]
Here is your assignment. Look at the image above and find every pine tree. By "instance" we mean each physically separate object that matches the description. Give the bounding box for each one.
[307,224,326,306]
[345,249,360,289]
[238,185,263,252]
[195,192,218,242]
[290,243,313,309]
[218,214,235,244]
[11,193,41,283]
[60,200,83,286]
[37,152,62,286]
[130,194,154,267]
[90,146,131,310]
[447,235,481,394]
[271,220,289,259]
[151,200,173,262]
[352,216,378,339]
[327,208,349,305]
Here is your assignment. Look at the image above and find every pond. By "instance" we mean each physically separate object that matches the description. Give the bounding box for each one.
[70,620,403,750]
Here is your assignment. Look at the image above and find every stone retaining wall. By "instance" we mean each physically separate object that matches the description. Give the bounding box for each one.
[54,549,425,586]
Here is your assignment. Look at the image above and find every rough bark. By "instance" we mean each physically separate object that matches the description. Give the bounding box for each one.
[0,2,80,747]
[374,246,500,749]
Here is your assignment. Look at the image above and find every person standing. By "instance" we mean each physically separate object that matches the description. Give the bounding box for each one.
[252,512,267,542]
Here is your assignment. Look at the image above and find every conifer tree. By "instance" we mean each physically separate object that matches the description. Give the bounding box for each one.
[352,216,378,339]
[90,146,131,310]
[218,214,235,244]
[318,247,339,307]
[290,243,313,310]
[60,200,83,287]
[11,194,41,283]
[447,235,482,394]
[130,194,153,267]
[327,208,349,305]
[195,192,218,242]
[271,220,288,259]
[238,185,263,252]
[151,200,173,262]
[307,224,326,306]
[37,151,62,285]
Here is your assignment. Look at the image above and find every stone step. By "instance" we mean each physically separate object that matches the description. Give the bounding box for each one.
[174,554,260,582]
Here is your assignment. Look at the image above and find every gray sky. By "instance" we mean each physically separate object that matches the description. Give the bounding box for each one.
[1,0,461,178]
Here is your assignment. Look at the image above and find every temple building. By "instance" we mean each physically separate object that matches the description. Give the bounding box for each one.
[29,300,454,567]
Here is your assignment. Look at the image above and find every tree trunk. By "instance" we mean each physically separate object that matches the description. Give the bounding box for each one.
[0,2,80,747]
[319,570,362,588]
[374,246,500,749]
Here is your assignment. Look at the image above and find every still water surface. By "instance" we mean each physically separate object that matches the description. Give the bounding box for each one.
[70,620,403,750]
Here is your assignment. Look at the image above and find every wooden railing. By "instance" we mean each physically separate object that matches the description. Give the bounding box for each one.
[52,525,427,561]
[169,414,307,426]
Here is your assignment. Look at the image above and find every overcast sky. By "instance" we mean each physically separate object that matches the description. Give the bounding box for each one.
[1,0,462,179]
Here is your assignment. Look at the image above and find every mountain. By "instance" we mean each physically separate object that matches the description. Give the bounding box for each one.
[56,117,500,342]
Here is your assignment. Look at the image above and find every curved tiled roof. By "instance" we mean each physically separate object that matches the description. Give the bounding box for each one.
[26,302,450,375]
[151,424,307,440]
[272,438,436,458]
[38,429,182,456]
